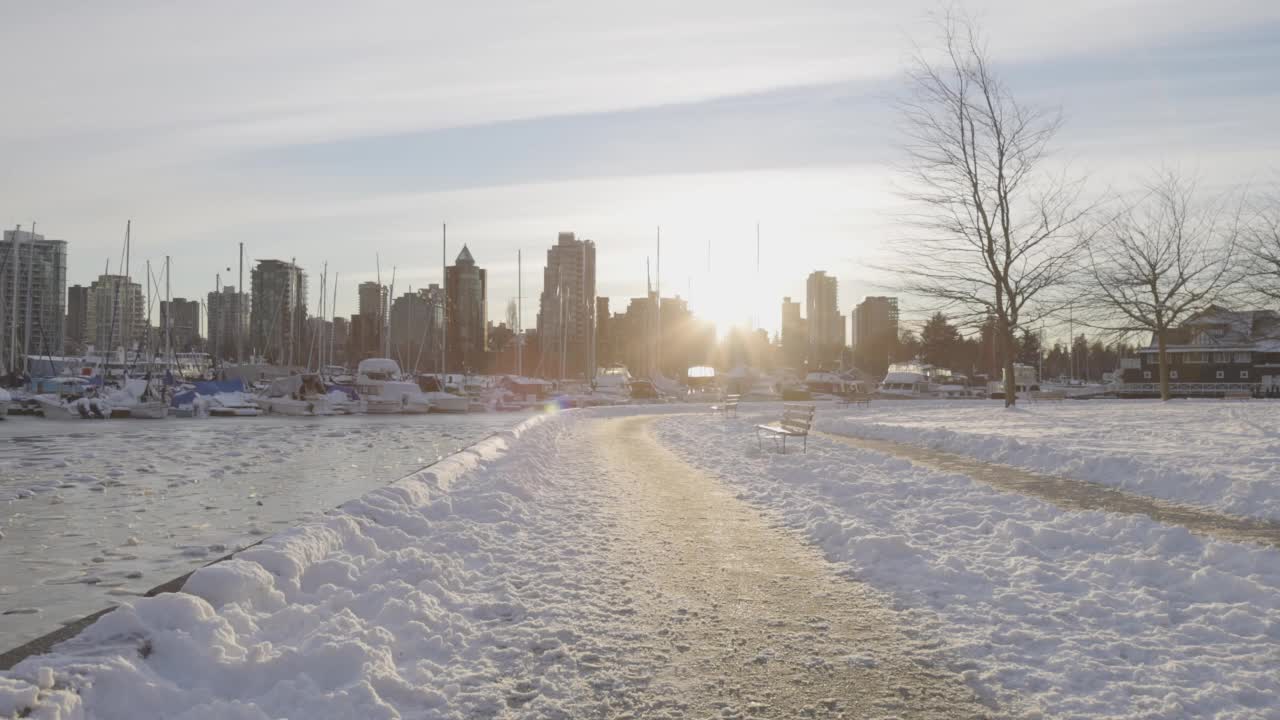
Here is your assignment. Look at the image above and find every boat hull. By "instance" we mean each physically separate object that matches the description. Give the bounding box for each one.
[129,402,169,419]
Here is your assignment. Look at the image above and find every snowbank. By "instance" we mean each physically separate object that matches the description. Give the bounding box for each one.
[652,413,1280,719]
[0,413,611,720]
[820,399,1280,521]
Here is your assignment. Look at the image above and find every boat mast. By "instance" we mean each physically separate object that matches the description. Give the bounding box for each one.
[8,224,21,374]
[124,222,131,363]
[655,225,661,379]
[22,222,35,374]
[517,249,522,377]
[145,258,152,370]
[386,266,395,359]
[441,223,446,378]
[165,255,172,367]
[214,272,220,364]
[237,242,243,365]
[330,272,338,370]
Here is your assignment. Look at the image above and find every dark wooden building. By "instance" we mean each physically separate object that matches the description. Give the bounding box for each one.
[1119,307,1280,396]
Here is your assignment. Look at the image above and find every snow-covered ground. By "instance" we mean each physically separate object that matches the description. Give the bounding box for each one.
[820,399,1280,521]
[3,404,1279,718]
[0,413,520,648]
[654,409,1280,719]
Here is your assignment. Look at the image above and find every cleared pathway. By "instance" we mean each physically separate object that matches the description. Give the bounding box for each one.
[819,430,1280,549]
[597,416,994,719]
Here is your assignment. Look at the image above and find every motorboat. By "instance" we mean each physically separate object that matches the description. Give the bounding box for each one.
[879,363,941,398]
[357,358,433,414]
[416,375,469,413]
[259,374,335,416]
[0,387,9,419]
[805,372,858,400]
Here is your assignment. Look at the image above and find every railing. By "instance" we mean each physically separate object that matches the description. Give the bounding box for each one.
[1115,382,1258,397]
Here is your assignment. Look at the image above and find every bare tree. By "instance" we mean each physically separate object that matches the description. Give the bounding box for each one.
[891,13,1086,407]
[1242,192,1280,304]
[1080,172,1241,400]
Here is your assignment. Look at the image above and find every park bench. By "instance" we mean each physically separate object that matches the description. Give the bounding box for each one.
[1030,390,1066,403]
[840,391,872,407]
[1224,390,1252,401]
[755,403,815,454]
[712,394,741,417]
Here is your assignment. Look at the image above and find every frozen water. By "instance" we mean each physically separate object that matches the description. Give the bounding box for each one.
[0,412,521,648]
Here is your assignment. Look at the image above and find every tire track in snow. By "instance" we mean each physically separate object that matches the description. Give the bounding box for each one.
[819,431,1280,550]
[593,415,994,719]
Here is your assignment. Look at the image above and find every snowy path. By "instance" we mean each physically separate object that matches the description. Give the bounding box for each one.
[592,415,991,718]
[819,431,1280,549]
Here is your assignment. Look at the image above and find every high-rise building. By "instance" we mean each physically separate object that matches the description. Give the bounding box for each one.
[159,298,202,352]
[389,285,444,373]
[445,246,487,372]
[66,285,89,354]
[536,232,596,379]
[1,229,68,367]
[853,296,900,376]
[595,297,612,367]
[780,296,806,369]
[805,271,842,366]
[354,281,389,359]
[207,285,249,362]
[84,274,145,354]
[250,259,307,365]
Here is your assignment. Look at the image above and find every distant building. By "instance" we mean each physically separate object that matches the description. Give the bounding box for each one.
[780,296,805,369]
[595,296,612,367]
[445,246,487,372]
[207,285,249,362]
[805,271,843,366]
[389,285,444,373]
[354,281,388,359]
[250,259,307,365]
[66,284,89,354]
[852,296,899,377]
[1,229,68,366]
[1120,306,1280,396]
[159,298,201,352]
[536,232,596,379]
[84,274,145,354]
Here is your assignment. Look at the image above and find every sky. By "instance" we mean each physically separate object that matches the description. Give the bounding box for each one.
[3,1,1279,338]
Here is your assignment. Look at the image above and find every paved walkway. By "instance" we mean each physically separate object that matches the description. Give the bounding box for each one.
[819,431,1280,549]
[597,416,994,719]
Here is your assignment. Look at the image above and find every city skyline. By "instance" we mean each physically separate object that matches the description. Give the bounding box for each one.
[4,2,1278,336]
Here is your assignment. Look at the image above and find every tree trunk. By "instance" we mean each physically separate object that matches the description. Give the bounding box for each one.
[1157,330,1171,401]
[1000,316,1017,408]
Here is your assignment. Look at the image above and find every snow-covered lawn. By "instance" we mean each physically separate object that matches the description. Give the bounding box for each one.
[654,411,1280,719]
[820,399,1280,521]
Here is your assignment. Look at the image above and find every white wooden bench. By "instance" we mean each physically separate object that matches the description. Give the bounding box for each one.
[1030,390,1066,402]
[1224,390,1252,401]
[755,403,815,454]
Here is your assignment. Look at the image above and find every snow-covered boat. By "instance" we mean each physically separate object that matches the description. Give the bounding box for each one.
[259,375,335,416]
[129,400,169,419]
[207,392,261,417]
[416,375,469,413]
[0,387,9,418]
[357,358,434,413]
[879,363,941,398]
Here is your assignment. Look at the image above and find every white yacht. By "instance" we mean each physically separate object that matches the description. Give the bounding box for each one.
[356,358,434,414]
[415,375,470,413]
[804,372,860,400]
[878,363,940,398]
[259,374,335,416]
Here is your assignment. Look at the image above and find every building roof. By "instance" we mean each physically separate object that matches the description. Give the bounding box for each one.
[1141,306,1280,352]
[455,245,475,265]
